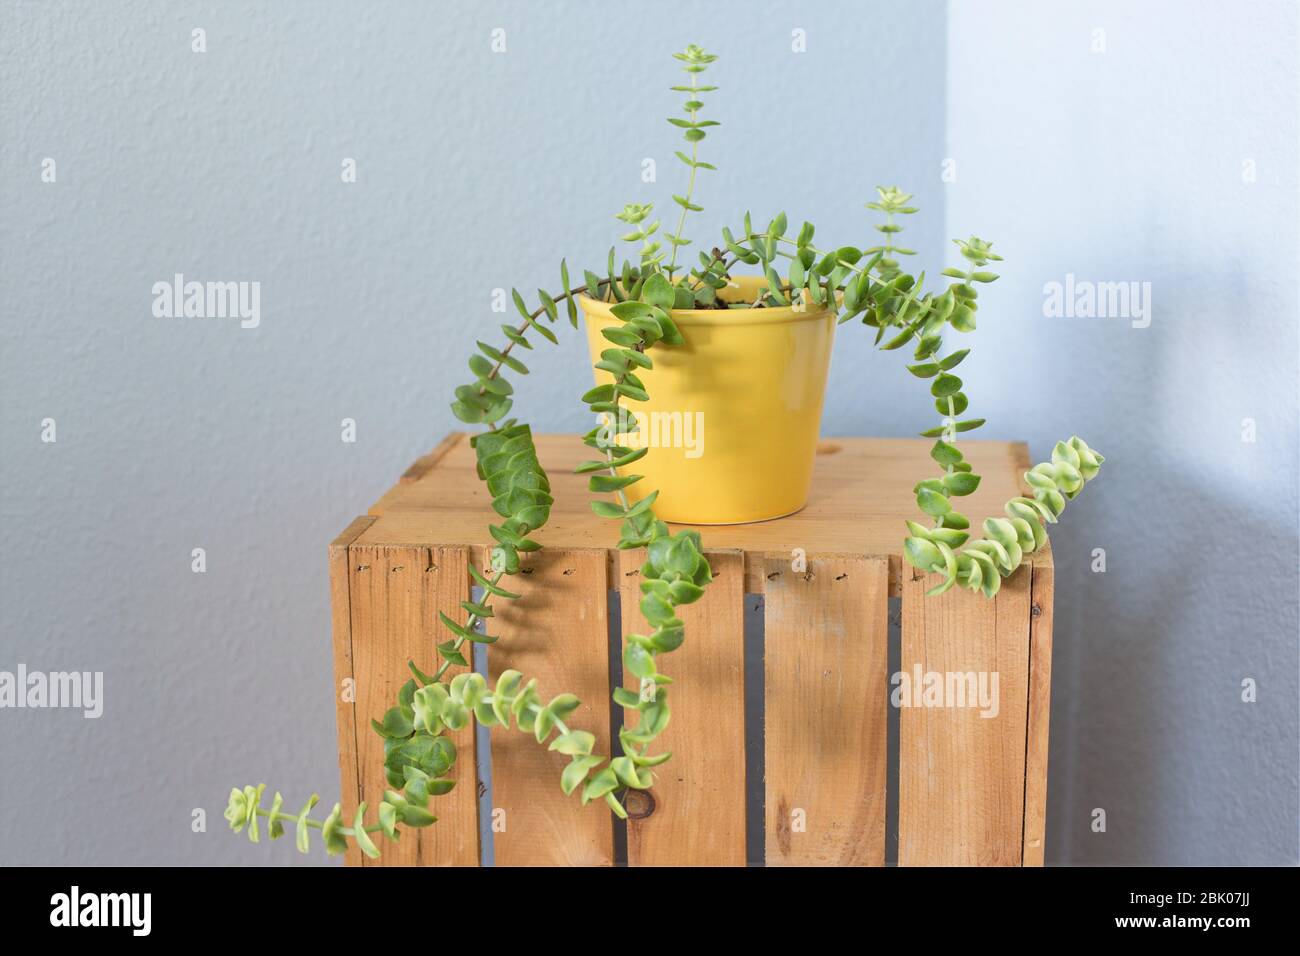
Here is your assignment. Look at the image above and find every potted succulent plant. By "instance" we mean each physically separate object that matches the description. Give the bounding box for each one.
[580,270,836,525]
[223,44,1104,859]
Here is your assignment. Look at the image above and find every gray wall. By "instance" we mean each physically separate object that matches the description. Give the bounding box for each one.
[0,0,1294,865]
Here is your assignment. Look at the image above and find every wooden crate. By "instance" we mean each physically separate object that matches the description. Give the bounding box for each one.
[330,433,1054,867]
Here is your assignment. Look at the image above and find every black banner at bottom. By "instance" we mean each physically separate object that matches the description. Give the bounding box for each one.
[0,865,1285,941]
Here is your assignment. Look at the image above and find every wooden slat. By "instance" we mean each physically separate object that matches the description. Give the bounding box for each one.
[1022,562,1054,866]
[329,516,376,868]
[764,555,889,866]
[349,544,480,865]
[488,549,614,866]
[360,434,1032,595]
[368,433,467,516]
[401,432,466,483]
[898,564,1032,866]
[618,548,746,866]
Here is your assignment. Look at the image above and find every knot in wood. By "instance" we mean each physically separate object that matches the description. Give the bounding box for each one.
[623,789,656,820]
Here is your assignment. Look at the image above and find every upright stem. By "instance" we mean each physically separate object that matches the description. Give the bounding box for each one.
[882,210,895,269]
[666,69,699,279]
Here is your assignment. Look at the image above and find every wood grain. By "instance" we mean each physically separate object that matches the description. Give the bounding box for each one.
[329,516,375,868]
[397,433,467,490]
[359,434,1032,595]
[764,555,889,866]
[348,544,480,866]
[618,548,747,866]
[1022,562,1054,866]
[488,549,614,866]
[898,564,1032,866]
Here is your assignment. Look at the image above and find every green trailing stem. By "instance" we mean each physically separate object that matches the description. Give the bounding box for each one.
[227,44,1105,860]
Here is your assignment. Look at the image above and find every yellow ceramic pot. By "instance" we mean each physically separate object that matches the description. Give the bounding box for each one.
[580,275,835,524]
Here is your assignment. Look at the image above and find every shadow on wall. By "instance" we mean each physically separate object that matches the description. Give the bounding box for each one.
[1043,266,1298,865]
[1050,470,1297,864]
